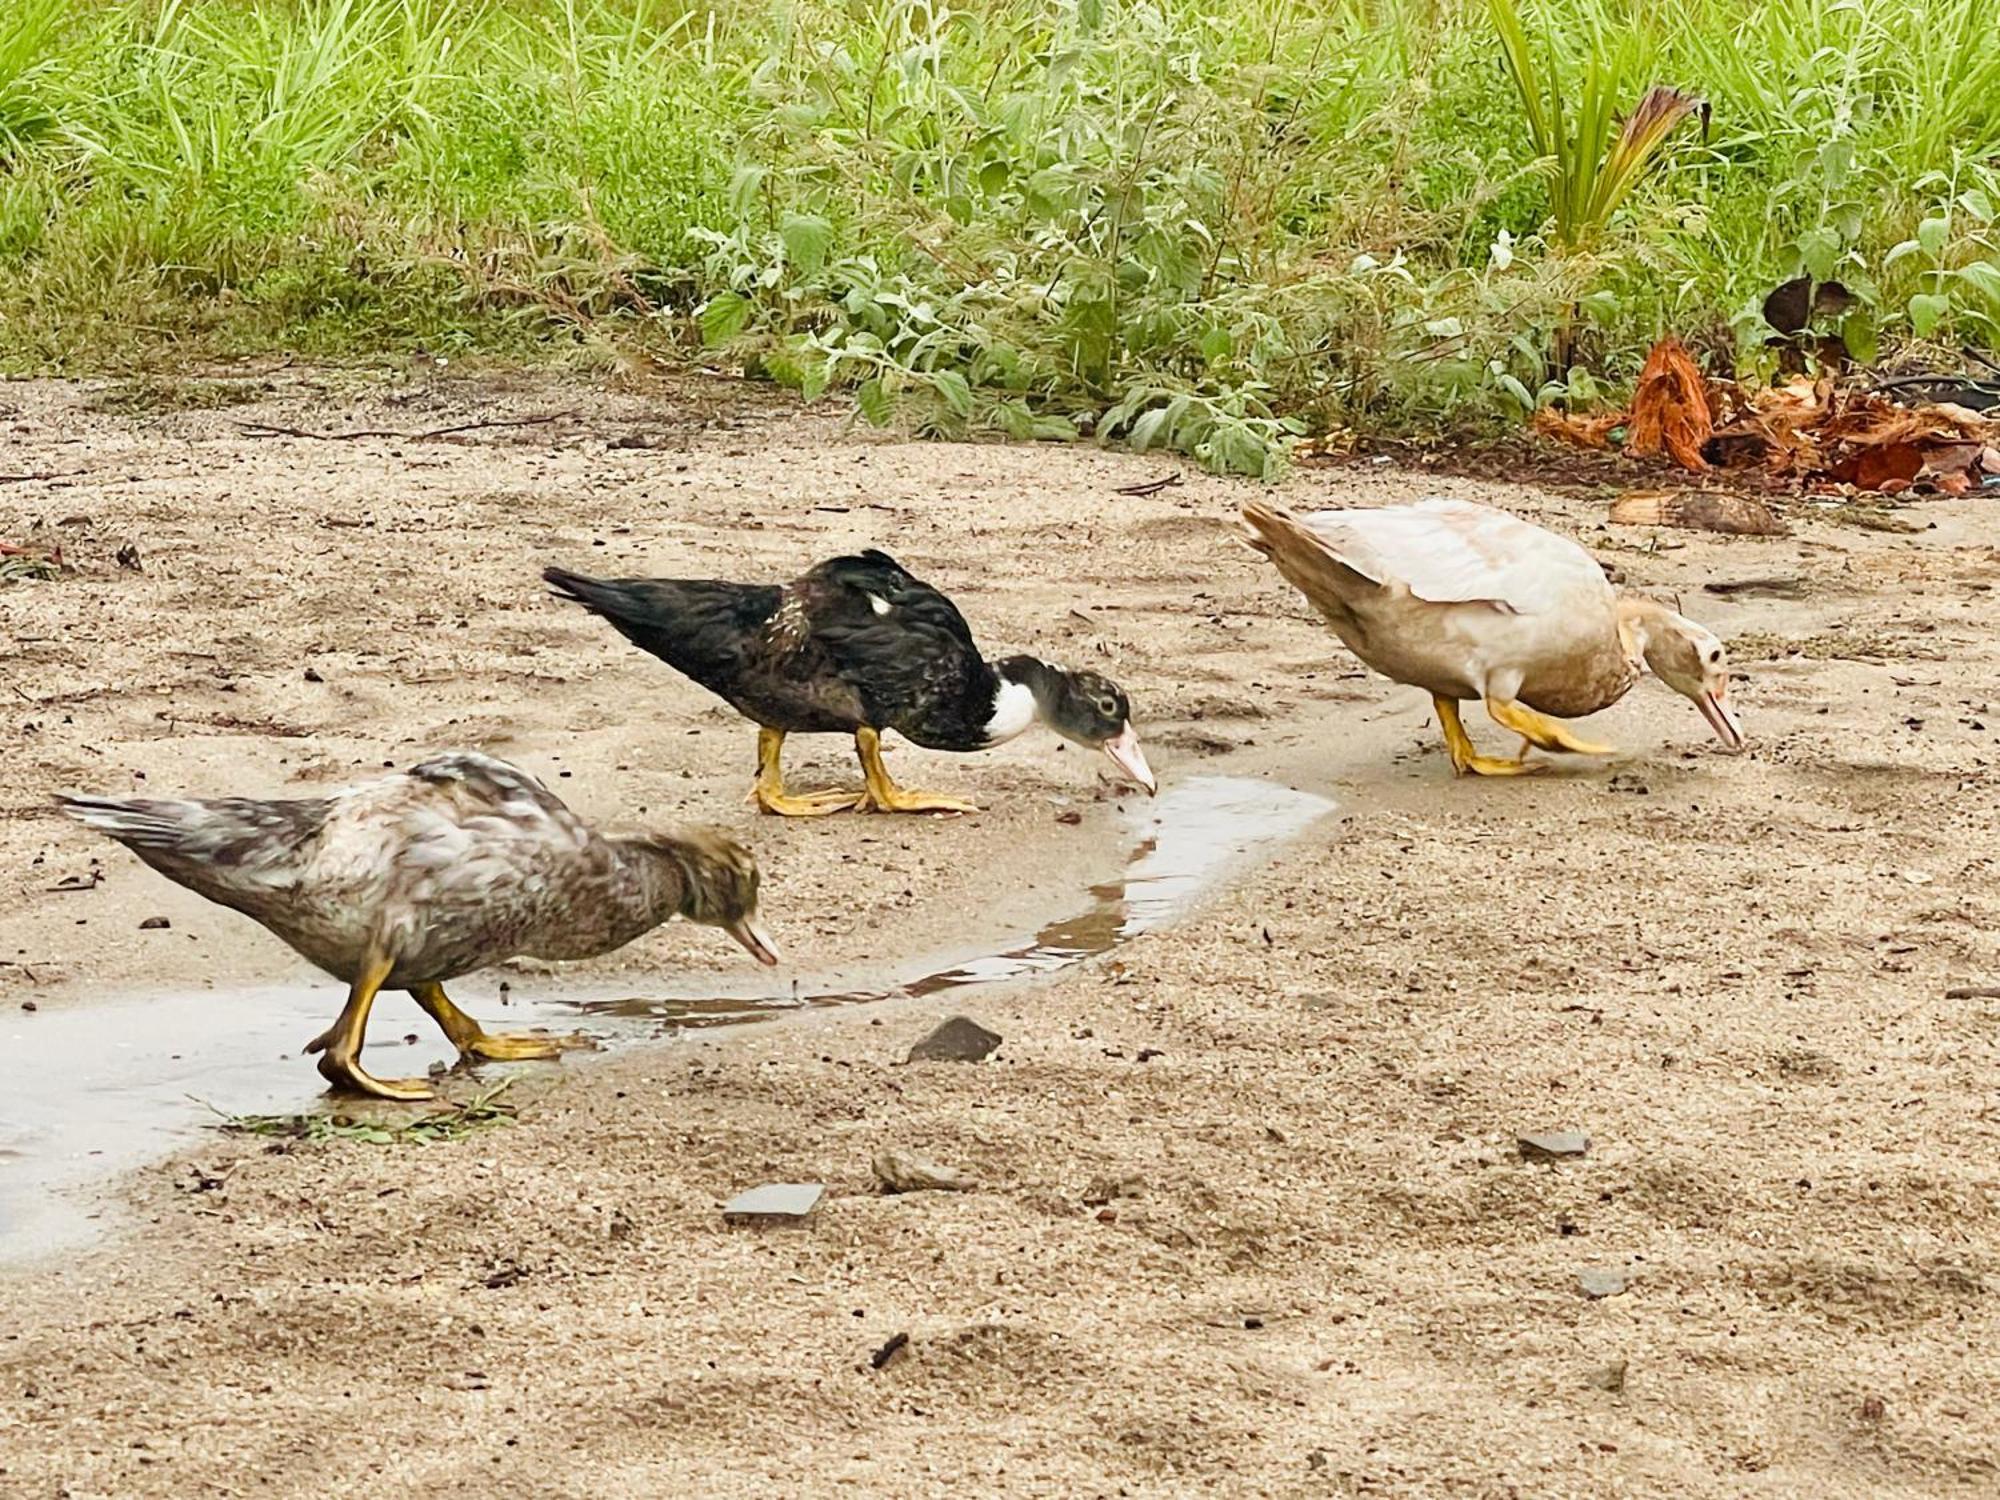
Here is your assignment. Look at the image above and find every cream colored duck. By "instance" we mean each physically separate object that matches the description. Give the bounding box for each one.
[60,753,777,1100]
[1241,497,1744,775]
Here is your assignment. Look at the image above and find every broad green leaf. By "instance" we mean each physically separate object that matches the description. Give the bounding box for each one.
[780,214,834,278]
[799,361,830,403]
[1957,260,2000,306]
[929,369,973,417]
[1917,216,1950,256]
[1199,327,1233,362]
[1839,309,1878,365]
[1578,289,1620,322]
[856,377,895,427]
[698,291,752,346]
[1798,227,1842,284]
[1422,316,1464,340]
[1129,407,1168,452]
[1907,292,1949,337]
[1883,238,1923,267]
[1960,189,1995,224]
[727,165,765,219]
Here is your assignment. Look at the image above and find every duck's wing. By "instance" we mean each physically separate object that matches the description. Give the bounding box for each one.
[795,550,992,730]
[544,566,783,701]
[58,792,333,915]
[1289,498,1608,614]
[405,753,580,829]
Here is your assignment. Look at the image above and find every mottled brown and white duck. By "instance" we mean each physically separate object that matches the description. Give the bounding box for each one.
[545,549,1156,815]
[1242,497,1744,775]
[60,753,776,1100]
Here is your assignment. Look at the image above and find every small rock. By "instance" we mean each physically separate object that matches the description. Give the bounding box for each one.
[303,666,324,684]
[138,916,170,931]
[1082,1172,1145,1206]
[722,1182,824,1224]
[1586,1359,1628,1393]
[20,1000,37,1013]
[1055,809,1083,825]
[907,1016,1001,1063]
[869,1331,910,1370]
[1578,1268,1628,1299]
[1859,1393,1886,1422]
[444,1371,490,1391]
[873,1148,977,1194]
[114,543,142,572]
[1518,1131,1590,1161]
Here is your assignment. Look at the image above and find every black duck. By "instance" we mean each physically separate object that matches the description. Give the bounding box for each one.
[545,550,1155,815]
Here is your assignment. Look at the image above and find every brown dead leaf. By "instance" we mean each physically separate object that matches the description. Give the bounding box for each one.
[1533,407,1625,451]
[1836,442,1924,491]
[1609,489,1788,536]
[1624,337,1714,472]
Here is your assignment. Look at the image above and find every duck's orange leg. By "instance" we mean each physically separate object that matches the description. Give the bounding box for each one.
[853,727,979,813]
[305,954,436,1101]
[1484,696,1617,756]
[1435,696,1541,777]
[410,982,587,1062]
[750,727,862,817]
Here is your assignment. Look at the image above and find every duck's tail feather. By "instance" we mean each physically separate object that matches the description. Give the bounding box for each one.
[543,565,781,684]
[58,793,331,878]
[1240,500,1374,608]
[59,794,213,849]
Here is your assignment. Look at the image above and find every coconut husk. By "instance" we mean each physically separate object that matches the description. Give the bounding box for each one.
[1623,337,1713,472]
[1608,489,1789,536]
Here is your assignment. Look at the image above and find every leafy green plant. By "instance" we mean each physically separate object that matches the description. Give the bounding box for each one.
[1487,0,1703,250]
[1887,167,2000,346]
[211,1081,519,1143]
[0,0,1993,432]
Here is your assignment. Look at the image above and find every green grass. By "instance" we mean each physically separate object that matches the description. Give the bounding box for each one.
[209,1080,521,1143]
[1,0,1996,471]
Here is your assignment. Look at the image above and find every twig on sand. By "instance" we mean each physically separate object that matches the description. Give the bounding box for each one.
[233,413,574,443]
[1944,984,2000,1000]
[1113,472,1184,497]
[1,470,86,485]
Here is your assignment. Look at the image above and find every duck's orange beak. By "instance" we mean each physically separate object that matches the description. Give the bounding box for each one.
[1101,722,1157,795]
[726,917,781,966]
[1697,686,1745,750]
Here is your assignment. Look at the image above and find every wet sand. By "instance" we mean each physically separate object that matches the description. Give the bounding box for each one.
[1,371,1997,1496]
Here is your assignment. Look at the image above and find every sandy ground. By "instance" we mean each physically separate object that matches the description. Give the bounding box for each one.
[2,369,1998,1497]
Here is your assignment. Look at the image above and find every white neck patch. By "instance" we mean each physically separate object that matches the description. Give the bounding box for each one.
[982,677,1039,744]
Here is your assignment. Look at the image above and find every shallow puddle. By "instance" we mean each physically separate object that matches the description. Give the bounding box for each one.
[0,774,1330,1260]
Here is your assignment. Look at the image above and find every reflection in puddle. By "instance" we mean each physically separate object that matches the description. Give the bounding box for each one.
[0,775,1330,1259]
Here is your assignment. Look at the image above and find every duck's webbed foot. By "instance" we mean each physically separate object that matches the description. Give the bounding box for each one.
[316,1052,437,1102]
[410,982,587,1063]
[853,727,979,814]
[1484,696,1616,756]
[750,727,862,817]
[1435,695,1544,777]
[307,957,437,1100]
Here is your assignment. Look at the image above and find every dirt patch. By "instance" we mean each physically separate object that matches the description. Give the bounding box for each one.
[3,372,1999,1497]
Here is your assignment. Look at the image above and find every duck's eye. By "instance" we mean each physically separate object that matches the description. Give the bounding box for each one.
[1707,649,1721,664]
[1096,696,1118,717]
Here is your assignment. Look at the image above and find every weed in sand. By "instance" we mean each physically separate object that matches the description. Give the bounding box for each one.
[210,1081,521,1145]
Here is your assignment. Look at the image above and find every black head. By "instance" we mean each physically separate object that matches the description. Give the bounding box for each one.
[1044,669,1131,746]
[1042,668,1156,794]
